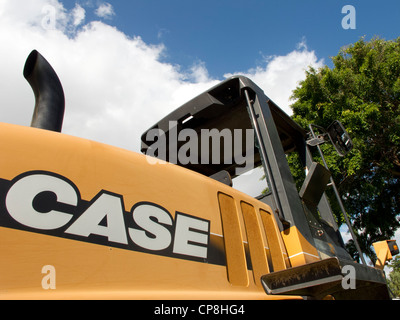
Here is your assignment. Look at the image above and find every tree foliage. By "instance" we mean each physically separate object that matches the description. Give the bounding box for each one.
[289,37,400,261]
[387,256,400,298]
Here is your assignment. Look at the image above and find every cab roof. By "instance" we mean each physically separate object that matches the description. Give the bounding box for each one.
[141,76,307,178]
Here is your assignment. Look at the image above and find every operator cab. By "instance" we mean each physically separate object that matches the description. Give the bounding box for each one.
[140,76,305,193]
[141,76,351,262]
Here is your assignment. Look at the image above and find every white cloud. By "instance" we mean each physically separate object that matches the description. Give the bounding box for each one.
[187,61,211,83]
[72,4,85,26]
[95,2,115,19]
[0,0,322,154]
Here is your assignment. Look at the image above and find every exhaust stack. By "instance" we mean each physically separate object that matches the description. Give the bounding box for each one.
[23,50,65,132]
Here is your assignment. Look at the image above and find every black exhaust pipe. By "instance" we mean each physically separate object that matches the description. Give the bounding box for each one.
[23,50,65,132]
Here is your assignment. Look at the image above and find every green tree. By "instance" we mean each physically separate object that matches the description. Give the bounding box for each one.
[289,37,400,262]
[387,256,400,298]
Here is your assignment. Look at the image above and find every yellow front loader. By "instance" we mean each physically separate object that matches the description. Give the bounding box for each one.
[0,50,397,300]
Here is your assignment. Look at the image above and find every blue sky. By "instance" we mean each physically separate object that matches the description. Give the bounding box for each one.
[60,0,400,77]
